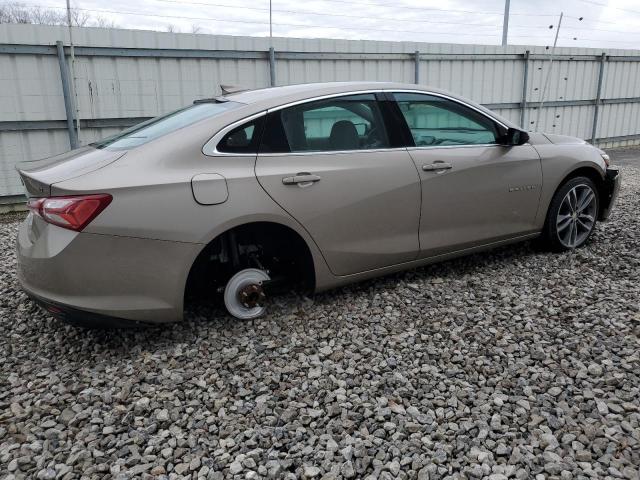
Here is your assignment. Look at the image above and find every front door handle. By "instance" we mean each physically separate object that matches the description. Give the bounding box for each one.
[422,162,452,172]
[282,173,322,186]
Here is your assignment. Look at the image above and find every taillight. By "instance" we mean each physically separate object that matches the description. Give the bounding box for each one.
[26,194,112,231]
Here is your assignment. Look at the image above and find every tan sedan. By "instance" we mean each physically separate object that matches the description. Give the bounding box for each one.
[16,82,621,325]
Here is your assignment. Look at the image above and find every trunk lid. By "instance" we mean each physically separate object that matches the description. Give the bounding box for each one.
[16,147,125,197]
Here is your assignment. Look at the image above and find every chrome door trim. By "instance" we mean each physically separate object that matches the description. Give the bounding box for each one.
[258,147,408,157]
[406,143,531,152]
[408,144,500,151]
[203,87,513,157]
[266,90,382,113]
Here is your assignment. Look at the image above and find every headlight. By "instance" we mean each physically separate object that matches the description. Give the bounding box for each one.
[600,153,610,166]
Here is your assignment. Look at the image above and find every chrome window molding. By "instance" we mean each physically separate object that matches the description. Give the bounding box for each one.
[258,144,520,157]
[203,88,514,157]
[406,142,533,152]
[407,143,501,151]
[265,90,382,113]
[258,147,408,157]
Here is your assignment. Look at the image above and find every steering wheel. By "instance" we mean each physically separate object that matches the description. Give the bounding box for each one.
[364,126,384,148]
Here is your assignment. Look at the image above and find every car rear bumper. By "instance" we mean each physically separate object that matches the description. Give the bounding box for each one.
[17,214,202,325]
[600,166,621,220]
[24,289,156,328]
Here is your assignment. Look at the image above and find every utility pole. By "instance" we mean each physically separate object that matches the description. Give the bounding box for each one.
[66,0,80,144]
[501,0,510,46]
[535,11,563,130]
[269,0,272,40]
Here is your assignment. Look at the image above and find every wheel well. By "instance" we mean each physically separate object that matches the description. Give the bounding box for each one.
[185,222,315,302]
[557,166,607,216]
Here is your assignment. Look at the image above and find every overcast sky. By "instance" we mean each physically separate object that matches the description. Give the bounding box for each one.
[22,0,640,49]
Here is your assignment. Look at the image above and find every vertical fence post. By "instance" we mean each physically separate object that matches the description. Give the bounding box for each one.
[269,47,276,87]
[520,50,530,129]
[414,50,420,84]
[56,41,78,149]
[591,52,606,145]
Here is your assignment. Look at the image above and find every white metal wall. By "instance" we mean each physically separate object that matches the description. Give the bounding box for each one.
[1,23,639,197]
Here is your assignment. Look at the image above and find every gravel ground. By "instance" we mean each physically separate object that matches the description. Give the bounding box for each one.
[1,153,639,480]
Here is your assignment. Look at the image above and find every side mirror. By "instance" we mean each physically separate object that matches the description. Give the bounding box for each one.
[499,127,529,146]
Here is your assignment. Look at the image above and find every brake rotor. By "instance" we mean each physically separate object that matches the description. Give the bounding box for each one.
[223,268,270,320]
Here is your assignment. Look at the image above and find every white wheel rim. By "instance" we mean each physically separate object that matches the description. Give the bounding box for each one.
[223,268,270,320]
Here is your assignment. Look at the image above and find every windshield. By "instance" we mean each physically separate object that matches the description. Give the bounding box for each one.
[92,101,242,150]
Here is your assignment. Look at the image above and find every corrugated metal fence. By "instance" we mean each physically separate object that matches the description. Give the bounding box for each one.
[2,24,640,200]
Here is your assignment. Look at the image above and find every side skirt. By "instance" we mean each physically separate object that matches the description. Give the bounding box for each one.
[314,232,541,292]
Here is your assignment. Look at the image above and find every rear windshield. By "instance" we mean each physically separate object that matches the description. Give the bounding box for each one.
[92,101,242,150]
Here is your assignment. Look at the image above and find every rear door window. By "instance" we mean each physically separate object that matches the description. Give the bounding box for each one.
[262,94,390,153]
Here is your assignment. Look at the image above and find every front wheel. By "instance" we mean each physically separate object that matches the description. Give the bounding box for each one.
[542,176,599,251]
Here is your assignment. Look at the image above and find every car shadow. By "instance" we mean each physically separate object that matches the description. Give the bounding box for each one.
[17,238,547,364]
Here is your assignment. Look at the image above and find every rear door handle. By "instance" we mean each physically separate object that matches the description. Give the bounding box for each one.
[282,173,322,186]
[422,162,452,172]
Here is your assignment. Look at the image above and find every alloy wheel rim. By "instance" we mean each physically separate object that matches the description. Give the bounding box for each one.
[556,184,597,248]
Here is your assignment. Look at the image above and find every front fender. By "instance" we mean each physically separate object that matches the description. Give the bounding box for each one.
[532,143,607,228]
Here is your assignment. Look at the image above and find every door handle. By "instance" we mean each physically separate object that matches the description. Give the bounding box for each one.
[422,162,452,172]
[282,173,322,186]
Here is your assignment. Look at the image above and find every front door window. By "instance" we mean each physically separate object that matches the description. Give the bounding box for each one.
[393,93,499,147]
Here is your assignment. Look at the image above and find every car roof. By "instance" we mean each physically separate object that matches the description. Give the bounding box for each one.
[224,81,452,105]
[221,82,516,129]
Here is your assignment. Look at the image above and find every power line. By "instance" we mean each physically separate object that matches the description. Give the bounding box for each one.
[573,0,640,16]
[558,24,640,36]
[153,0,577,30]
[266,0,563,17]
[520,12,640,37]
[564,14,640,27]
[45,0,621,35]
[152,0,510,29]
[77,0,640,35]
[29,4,562,38]
[153,0,567,18]
[558,36,640,45]
[515,15,640,36]
[22,2,640,47]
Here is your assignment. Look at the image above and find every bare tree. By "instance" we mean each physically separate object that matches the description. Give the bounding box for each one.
[0,2,118,28]
[190,24,202,34]
[93,15,118,29]
[68,8,91,27]
[165,24,179,33]
[0,3,62,24]
[28,7,62,25]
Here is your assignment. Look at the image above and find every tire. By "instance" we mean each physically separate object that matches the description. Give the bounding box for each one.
[542,176,599,252]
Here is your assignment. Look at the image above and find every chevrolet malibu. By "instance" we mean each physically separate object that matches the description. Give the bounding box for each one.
[16,82,621,325]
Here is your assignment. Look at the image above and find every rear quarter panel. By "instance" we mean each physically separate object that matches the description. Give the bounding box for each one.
[51,128,335,292]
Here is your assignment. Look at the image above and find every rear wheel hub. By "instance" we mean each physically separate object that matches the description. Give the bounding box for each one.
[238,283,266,308]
